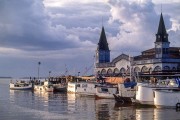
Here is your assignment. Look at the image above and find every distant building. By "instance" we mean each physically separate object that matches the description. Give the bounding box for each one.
[95,13,180,79]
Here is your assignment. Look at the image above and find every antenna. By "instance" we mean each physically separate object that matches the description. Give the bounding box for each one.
[161,4,162,13]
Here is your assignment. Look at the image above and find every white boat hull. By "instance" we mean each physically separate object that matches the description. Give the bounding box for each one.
[96,86,118,99]
[154,89,180,108]
[34,81,54,92]
[67,82,77,93]
[9,83,32,90]
[34,85,54,92]
[76,82,97,96]
[136,85,155,105]
[96,92,115,99]
[67,82,99,95]
[135,83,178,105]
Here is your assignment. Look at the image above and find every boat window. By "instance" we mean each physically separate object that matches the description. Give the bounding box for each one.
[101,88,108,92]
[82,84,87,88]
[153,91,155,98]
[76,84,80,87]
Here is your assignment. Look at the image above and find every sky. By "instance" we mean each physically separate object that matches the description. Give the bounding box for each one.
[0,0,179,78]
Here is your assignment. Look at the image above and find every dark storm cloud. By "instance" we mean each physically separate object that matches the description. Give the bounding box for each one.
[0,0,93,51]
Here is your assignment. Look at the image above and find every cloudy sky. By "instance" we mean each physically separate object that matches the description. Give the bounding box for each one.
[0,0,179,78]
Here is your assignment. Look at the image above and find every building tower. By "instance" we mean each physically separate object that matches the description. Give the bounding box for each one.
[96,26,110,63]
[155,13,170,58]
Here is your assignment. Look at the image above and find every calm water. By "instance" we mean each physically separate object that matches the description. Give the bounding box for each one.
[1,79,180,120]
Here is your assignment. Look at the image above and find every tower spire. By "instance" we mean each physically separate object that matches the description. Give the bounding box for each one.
[98,26,109,51]
[96,26,110,63]
[155,13,168,42]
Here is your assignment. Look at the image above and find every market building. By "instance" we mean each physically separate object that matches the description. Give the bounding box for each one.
[95,13,180,80]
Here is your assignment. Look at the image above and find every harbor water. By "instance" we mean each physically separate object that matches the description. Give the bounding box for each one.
[0,78,180,120]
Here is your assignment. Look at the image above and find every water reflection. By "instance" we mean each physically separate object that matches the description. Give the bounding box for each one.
[7,89,180,120]
[114,103,180,120]
[95,99,115,120]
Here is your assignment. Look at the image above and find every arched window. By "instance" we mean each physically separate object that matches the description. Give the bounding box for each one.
[114,68,119,74]
[154,66,161,71]
[164,66,170,70]
[172,67,176,70]
[134,67,140,73]
[149,67,152,74]
[107,69,113,75]
[120,68,126,74]
[101,69,106,75]
[141,66,148,72]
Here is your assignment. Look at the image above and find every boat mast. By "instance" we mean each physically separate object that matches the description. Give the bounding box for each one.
[93,55,97,78]
[129,55,131,80]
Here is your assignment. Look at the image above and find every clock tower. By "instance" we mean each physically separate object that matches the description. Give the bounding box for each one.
[155,13,170,58]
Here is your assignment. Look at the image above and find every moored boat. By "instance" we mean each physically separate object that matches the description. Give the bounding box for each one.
[76,81,98,96]
[154,89,180,108]
[113,80,137,104]
[34,80,54,92]
[95,85,118,99]
[9,80,32,90]
[136,79,178,105]
[49,77,67,92]
[53,83,67,92]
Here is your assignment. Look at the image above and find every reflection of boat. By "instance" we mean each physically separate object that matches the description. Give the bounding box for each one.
[114,102,135,108]
[136,79,178,105]
[113,94,134,104]
[95,85,118,99]
[34,80,54,92]
[154,89,180,108]
[9,81,32,90]
[113,101,136,120]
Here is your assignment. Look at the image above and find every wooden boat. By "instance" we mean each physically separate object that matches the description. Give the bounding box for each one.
[136,79,178,105]
[34,80,54,92]
[9,81,32,90]
[154,89,180,108]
